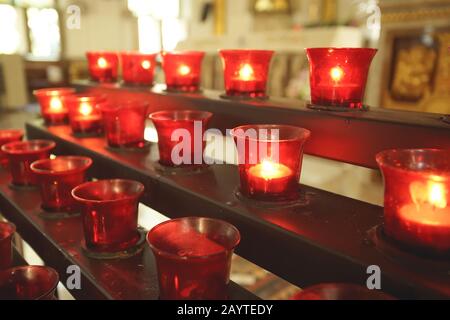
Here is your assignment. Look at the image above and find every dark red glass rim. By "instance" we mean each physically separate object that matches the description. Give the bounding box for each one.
[147,217,241,261]
[30,156,93,176]
[33,87,76,97]
[0,266,59,300]
[120,51,158,58]
[150,110,213,122]
[86,51,118,57]
[63,93,107,104]
[100,100,149,112]
[376,148,450,177]
[219,49,275,55]
[306,47,378,54]
[1,140,56,155]
[72,179,144,204]
[162,50,205,57]
[230,124,311,142]
[0,129,24,140]
[0,221,16,242]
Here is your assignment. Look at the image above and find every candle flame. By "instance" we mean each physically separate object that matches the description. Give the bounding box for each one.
[239,64,254,81]
[79,102,93,116]
[49,97,63,112]
[141,60,151,70]
[410,180,447,210]
[259,160,288,180]
[178,65,191,76]
[330,66,344,82]
[97,57,108,69]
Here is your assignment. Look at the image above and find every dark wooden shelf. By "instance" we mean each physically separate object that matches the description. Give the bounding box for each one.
[24,120,450,299]
[74,81,450,169]
[0,165,257,300]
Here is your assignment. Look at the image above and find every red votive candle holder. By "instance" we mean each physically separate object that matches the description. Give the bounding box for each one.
[72,179,144,253]
[101,101,149,149]
[161,51,205,92]
[86,51,119,83]
[147,217,240,300]
[231,124,310,201]
[121,52,157,85]
[0,266,59,300]
[30,156,92,214]
[306,48,377,109]
[0,130,24,168]
[65,94,106,135]
[1,140,56,187]
[219,49,274,99]
[377,149,450,256]
[291,283,394,300]
[150,110,212,167]
[33,87,76,125]
[0,222,15,270]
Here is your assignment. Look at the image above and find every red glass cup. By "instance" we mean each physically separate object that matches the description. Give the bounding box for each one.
[0,130,24,168]
[30,156,92,213]
[1,140,56,187]
[0,266,59,300]
[150,110,212,167]
[86,51,119,83]
[100,101,149,149]
[147,217,240,300]
[291,283,395,300]
[72,179,144,253]
[0,222,15,270]
[376,149,450,255]
[306,48,377,109]
[121,52,157,85]
[219,49,274,99]
[65,94,106,135]
[33,87,76,125]
[161,51,205,92]
[231,124,311,201]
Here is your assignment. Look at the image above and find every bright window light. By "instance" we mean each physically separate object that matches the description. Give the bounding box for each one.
[27,7,61,59]
[0,5,21,54]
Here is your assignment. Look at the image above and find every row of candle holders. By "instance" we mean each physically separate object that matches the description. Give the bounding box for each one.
[85,48,377,108]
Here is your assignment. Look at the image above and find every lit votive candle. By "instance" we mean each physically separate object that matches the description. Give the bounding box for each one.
[65,94,106,135]
[34,88,76,125]
[377,149,450,255]
[161,51,205,92]
[86,51,119,83]
[121,52,157,85]
[306,48,377,109]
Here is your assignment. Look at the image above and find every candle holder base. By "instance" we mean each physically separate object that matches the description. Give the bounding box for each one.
[367,225,450,272]
[9,183,37,191]
[234,188,313,209]
[306,103,370,112]
[153,162,210,176]
[121,81,154,88]
[38,206,80,220]
[163,88,203,94]
[220,93,269,101]
[72,131,103,139]
[106,141,152,154]
[81,228,146,260]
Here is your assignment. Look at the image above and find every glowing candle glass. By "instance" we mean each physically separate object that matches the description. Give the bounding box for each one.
[291,283,394,300]
[121,52,157,85]
[219,49,274,99]
[30,156,92,214]
[100,101,148,149]
[33,88,76,125]
[1,140,55,187]
[0,266,59,300]
[65,94,106,135]
[150,110,212,167]
[0,130,24,168]
[72,179,144,253]
[376,149,450,255]
[0,222,15,270]
[231,124,311,201]
[147,217,240,300]
[86,51,119,83]
[306,48,377,109]
[161,51,205,92]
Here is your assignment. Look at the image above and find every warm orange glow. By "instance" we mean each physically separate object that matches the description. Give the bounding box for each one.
[97,57,108,69]
[330,66,344,82]
[410,180,448,209]
[49,97,63,112]
[178,65,191,76]
[141,60,151,70]
[249,160,292,181]
[79,102,93,116]
[238,64,255,81]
